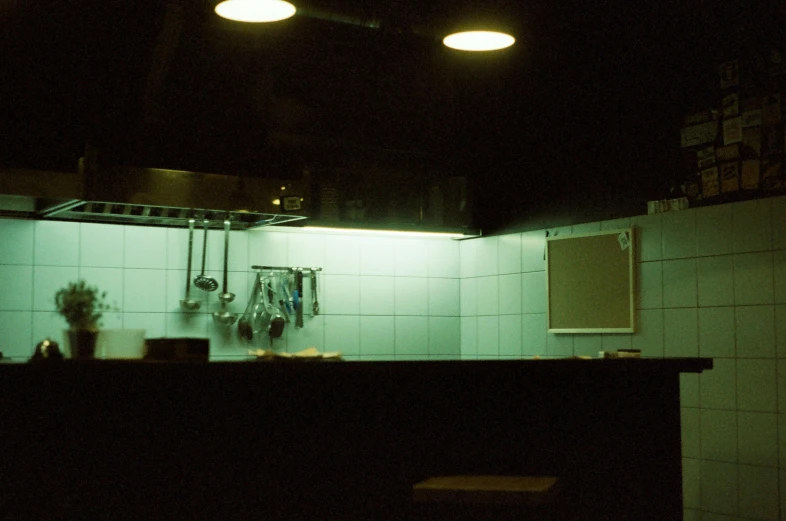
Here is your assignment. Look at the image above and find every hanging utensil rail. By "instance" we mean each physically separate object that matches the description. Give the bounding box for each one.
[251,266,322,274]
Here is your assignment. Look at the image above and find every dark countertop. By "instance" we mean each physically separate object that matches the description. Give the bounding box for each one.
[0,357,711,521]
[2,356,714,373]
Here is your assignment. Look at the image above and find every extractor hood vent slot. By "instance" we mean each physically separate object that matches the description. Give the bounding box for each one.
[41,201,306,230]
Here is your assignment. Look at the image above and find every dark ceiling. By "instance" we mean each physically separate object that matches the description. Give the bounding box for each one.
[1,0,784,231]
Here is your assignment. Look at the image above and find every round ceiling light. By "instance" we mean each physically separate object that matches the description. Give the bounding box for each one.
[442,31,515,51]
[215,0,297,23]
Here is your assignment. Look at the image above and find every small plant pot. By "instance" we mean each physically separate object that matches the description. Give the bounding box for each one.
[65,329,99,359]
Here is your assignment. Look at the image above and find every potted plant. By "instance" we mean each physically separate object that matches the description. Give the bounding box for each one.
[55,280,114,359]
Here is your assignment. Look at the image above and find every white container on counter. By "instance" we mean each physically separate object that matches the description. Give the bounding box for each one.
[97,329,147,359]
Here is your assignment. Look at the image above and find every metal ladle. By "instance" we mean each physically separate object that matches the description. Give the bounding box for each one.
[179,218,201,311]
[193,219,219,292]
[213,219,237,326]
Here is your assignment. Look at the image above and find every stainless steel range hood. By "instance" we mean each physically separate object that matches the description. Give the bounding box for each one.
[0,161,310,230]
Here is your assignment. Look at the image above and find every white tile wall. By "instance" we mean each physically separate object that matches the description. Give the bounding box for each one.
[698,307,735,358]
[394,316,428,355]
[394,238,428,277]
[778,305,786,358]
[700,460,738,516]
[460,316,478,358]
[34,220,79,266]
[573,333,601,357]
[428,316,460,356]
[476,275,499,315]
[737,359,777,412]
[498,314,522,357]
[521,271,546,313]
[662,258,698,308]
[0,219,34,265]
[287,232,326,269]
[394,277,429,316]
[460,277,478,316]
[497,233,521,274]
[775,249,786,303]
[498,273,522,315]
[248,229,288,268]
[738,465,779,521]
[360,316,394,356]
[733,198,772,253]
[0,265,33,311]
[428,278,460,316]
[735,305,775,358]
[323,235,361,275]
[663,308,699,357]
[638,261,663,309]
[427,239,460,278]
[681,408,700,459]
[630,213,662,261]
[360,276,395,316]
[701,358,737,410]
[695,203,733,256]
[475,236,498,278]
[520,313,546,356]
[0,218,461,360]
[773,195,786,249]
[662,210,697,260]
[0,311,33,358]
[33,266,79,311]
[520,230,546,272]
[631,308,664,356]
[734,252,775,305]
[737,411,777,467]
[360,237,395,276]
[81,223,124,268]
[476,316,499,357]
[455,195,786,520]
[700,408,737,462]
[124,225,167,269]
[697,256,734,307]
[324,315,360,355]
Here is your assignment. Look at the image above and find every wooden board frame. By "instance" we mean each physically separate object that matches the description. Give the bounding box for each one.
[546,228,635,334]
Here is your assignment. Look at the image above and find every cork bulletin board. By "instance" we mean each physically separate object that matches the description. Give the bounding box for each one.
[546,228,635,333]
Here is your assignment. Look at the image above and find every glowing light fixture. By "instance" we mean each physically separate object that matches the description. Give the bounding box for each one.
[215,0,296,23]
[443,30,515,51]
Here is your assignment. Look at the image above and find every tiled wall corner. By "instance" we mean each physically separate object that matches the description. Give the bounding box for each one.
[456,195,786,520]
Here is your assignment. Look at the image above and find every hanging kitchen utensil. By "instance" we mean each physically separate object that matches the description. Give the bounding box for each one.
[267,276,286,339]
[295,269,304,328]
[179,218,201,311]
[237,272,260,340]
[278,275,291,323]
[310,268,319,316]
[252,277,273,335]
[218,219,235,304]
[193,220,219,292]
[213,219,237,326]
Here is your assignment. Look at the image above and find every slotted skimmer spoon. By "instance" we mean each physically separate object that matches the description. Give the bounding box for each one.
[179,218,201,311]
[193,219,218,292]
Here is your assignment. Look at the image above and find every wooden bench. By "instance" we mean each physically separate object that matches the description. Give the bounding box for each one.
[413,475,561,520]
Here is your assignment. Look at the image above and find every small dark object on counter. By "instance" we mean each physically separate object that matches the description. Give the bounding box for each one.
[145,337,209,361]
[30,339,64,361]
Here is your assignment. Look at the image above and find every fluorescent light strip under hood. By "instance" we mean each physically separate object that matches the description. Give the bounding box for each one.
[300,226,475,239]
